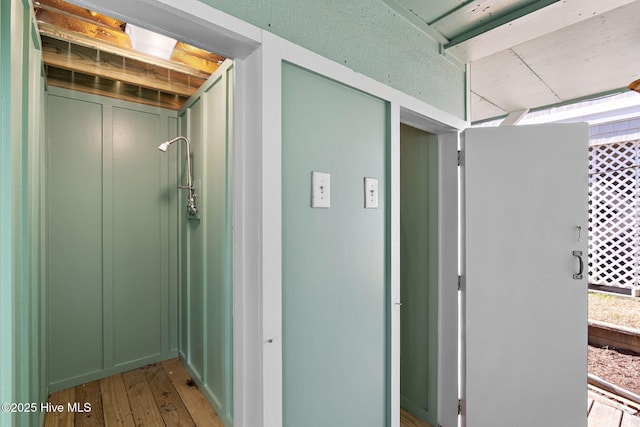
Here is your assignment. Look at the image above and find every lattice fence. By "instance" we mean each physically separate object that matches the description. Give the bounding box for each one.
[588,141,640,289]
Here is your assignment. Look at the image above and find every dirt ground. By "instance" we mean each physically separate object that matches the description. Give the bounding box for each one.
[588,345,640,396]
[588,291,640,397]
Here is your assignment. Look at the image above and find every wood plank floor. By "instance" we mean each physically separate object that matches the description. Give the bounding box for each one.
[46,359,639,427]
[45,358,223,426]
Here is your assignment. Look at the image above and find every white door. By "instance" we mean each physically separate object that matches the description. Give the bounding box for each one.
[461,124,589,427]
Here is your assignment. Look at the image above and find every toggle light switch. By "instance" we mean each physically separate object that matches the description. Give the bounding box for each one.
[312,171,331,208]
[364,177,378,209]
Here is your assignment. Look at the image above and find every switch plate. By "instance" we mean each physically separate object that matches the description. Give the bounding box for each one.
[364,177,378,209]
[312,171,331,208]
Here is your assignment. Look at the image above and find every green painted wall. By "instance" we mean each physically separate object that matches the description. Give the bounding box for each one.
[198,0,466,120]
[399,124,439,426]
[0,0,47,425]
[46,88,179,391]
[179,62,234,426]
[47,96,104,384]
[282,62,389,426]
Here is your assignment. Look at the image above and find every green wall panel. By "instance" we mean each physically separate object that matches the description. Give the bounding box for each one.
[46,89,179,391]
[282,62,388,427]
[399,124,439,426]
[179,62,234,426]
[168,116,179,353]
[179,112,189,359]
[47,96,104,384]
[204,73,231,412]
[1,1,47,424]
[112,108,163,364]
[204,82,224,399]
[198,0,466,119]
[187,98,205,379]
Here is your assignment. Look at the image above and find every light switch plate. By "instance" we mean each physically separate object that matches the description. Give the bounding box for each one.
[364,177,378,209]
[312,171,331,208]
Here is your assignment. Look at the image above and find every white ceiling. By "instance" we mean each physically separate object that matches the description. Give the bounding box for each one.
[382,0,640,122]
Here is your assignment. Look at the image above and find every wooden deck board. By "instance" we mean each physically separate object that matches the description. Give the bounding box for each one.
[622,412,640,427]
[589,400,623,427]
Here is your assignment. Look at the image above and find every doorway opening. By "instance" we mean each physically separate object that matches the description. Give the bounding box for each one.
[399,124,439,427]
[40,0,237,425]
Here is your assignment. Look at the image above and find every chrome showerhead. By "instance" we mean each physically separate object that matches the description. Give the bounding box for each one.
[158,142,169,152]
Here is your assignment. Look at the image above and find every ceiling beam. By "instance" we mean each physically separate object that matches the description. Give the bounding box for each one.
[35,4,132,49]
[45,65,187,110]
[427,0,481,27]
[173,42,225,64]
[500,109,530,126]
[38,22,214,79]
[446,0,639,63]
[36,0,126,30]
[170,46,221,75]
[445,0,559,50]
[379,0,449,45]
[41,36,204,98]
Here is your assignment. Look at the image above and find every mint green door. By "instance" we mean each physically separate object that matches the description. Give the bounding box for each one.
[282,62,389,427]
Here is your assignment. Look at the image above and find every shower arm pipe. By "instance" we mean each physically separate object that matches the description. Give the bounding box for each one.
[159,136,198,217]
[165,136,194,190]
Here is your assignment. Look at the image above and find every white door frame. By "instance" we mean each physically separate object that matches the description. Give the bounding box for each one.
[398,112,460,427]
[64,2,467,426]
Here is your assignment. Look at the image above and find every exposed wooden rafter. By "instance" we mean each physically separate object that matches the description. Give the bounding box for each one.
[170,43,224,76]
[45,65,188,110]
[42,36,205,98]
[38,22,214,79]
[34,0,225,110]
[36,0,126,30]
[35,3,132,49]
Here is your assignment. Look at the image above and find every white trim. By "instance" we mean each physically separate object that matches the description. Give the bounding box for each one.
[259,32,284,427]
[437,131,461,427]
[154,0,262,55]
[232,45,264,427]
[68,0,261,59]
[390,102,401,427]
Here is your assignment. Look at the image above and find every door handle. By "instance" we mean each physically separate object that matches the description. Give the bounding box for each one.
[572,250,584,280]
